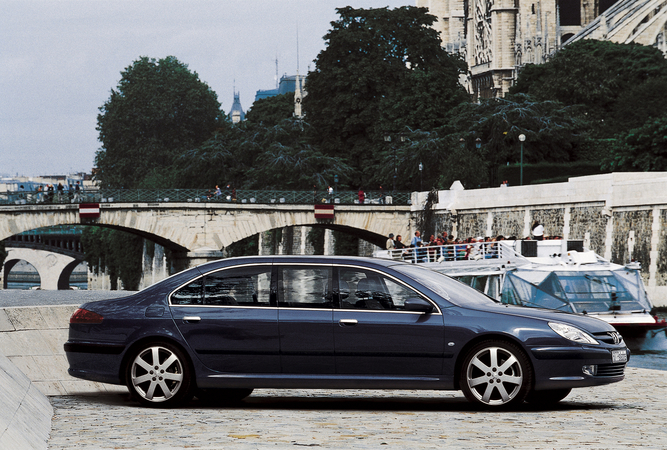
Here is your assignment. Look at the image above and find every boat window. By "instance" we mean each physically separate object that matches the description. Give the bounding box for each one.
[555,270,649,313]
[501,272,574,311]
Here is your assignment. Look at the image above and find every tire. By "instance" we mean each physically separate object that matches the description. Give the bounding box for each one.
[460,340,533,408]
[196,388,254,405]
[125,341,194,407]
[524,388,571,405]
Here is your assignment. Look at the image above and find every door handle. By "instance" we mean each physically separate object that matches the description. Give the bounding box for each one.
[338,319,358,326]
[182,316,201,323]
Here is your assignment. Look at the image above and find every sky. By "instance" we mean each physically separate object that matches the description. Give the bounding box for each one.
[1,0,412,178]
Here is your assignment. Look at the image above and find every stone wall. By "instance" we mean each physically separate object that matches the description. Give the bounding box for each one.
[414,173,667,306]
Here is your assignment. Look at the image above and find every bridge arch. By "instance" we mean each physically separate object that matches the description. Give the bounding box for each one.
[2,248,81,290]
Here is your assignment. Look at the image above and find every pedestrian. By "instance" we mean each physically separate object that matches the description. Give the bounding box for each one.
[358,188,365,204]
[73,181,81,203]
[386,233,395,250]
[410,231,422,247]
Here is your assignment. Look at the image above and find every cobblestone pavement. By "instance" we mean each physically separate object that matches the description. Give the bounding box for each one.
[48,367,666,449]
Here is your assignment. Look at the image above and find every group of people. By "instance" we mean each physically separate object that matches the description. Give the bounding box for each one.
[385,225,552,263]
[19,182,82,203]
[206,184,236,202]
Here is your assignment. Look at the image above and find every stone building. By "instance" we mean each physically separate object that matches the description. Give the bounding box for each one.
[417,0,667,98]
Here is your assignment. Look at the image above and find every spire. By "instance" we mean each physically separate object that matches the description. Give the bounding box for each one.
[294,25,304,120]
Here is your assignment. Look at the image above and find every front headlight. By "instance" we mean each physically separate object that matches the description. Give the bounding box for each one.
[549,322,599,345]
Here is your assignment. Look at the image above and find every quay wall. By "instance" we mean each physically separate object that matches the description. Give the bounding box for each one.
[411,173,667,307]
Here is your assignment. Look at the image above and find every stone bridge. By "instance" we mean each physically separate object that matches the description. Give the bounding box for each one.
[0,202,413,269]
[1,248,81,290]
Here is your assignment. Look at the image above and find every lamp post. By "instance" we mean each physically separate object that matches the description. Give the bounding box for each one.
[419,162,423,191]
[519,134,526,186]
[384,132,407,194]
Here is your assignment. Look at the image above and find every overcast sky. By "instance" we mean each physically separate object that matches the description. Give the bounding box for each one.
[1,0,412,177]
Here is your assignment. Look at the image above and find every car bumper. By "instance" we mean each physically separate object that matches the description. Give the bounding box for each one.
[530,345,629,390]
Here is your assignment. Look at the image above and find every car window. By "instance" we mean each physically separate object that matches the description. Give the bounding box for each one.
[278,266,332,308]
[171,278,203,305]
[202,266,272,306]
[338,268,423,311]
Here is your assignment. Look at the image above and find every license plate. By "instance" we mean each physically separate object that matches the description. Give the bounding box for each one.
[612,349,627,363]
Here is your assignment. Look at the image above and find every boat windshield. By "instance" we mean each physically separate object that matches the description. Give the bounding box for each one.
[501,268,651,313]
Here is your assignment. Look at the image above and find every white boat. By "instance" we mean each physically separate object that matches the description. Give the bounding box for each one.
[375,239,666,343]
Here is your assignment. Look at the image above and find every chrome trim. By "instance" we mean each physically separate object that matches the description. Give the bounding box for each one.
[168,261,443,315]
[549,376,586,381]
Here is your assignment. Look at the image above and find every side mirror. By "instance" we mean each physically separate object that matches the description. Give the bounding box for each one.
[404,298,434,313]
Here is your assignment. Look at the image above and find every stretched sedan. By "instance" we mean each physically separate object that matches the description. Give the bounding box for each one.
[65,256,629,408]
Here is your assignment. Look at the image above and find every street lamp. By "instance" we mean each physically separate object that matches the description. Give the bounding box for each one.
[419,162,423,191]
[385,132,407,194]
[518,134,526,186]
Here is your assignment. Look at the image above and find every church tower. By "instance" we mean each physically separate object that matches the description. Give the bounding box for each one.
[229,91,245,124]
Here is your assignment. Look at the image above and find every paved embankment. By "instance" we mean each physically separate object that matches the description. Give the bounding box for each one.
[0,290,134,395]
[0,353,52,449]
[47,367,667,449]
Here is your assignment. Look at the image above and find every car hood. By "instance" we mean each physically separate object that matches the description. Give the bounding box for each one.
[470,302,616,333]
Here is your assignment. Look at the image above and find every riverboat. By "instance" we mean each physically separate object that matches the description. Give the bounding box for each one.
[375,239,666,343]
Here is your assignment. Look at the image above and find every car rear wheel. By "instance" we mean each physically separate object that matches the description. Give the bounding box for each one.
[460,340,532,408]
[524,388,572,404]
[126,341,194,407]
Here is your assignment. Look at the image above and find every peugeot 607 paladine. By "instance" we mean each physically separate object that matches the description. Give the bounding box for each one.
[65,256,629,408]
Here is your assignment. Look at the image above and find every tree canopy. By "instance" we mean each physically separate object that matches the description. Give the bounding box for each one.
[511,40,667,138]
[303,6,469,187]
[95,56,223,188]
[245,93,295,127]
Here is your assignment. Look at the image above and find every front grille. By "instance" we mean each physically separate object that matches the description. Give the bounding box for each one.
[596,363,626,377]
[593,331,623,345]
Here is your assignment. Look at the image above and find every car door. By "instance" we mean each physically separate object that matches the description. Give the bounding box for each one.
[276,264,335,374]
[333,266,445,376]
[170,264,280,373]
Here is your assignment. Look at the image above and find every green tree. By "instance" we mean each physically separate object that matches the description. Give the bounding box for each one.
[81,227,144,290]
[603,116,667,171]
[380,95,587,189]
[511,40,667,138]
[178,118,353,190]
[303,6,469,186]
[96,56,223,188]
[246,93,295,126]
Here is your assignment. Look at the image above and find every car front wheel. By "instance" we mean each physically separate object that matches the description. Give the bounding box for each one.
[126,341,194,407]
[460,340,532,408]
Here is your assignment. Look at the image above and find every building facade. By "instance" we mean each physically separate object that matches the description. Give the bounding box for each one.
[417,0,667,98]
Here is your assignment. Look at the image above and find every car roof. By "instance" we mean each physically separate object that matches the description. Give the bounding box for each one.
[195,255,403,272]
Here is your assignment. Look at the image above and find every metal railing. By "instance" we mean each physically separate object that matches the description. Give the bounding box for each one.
[0,189,412,206]
[374,241,523,264]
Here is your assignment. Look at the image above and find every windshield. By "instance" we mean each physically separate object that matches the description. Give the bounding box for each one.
[501,268,651,313]
[393,264,497,307]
